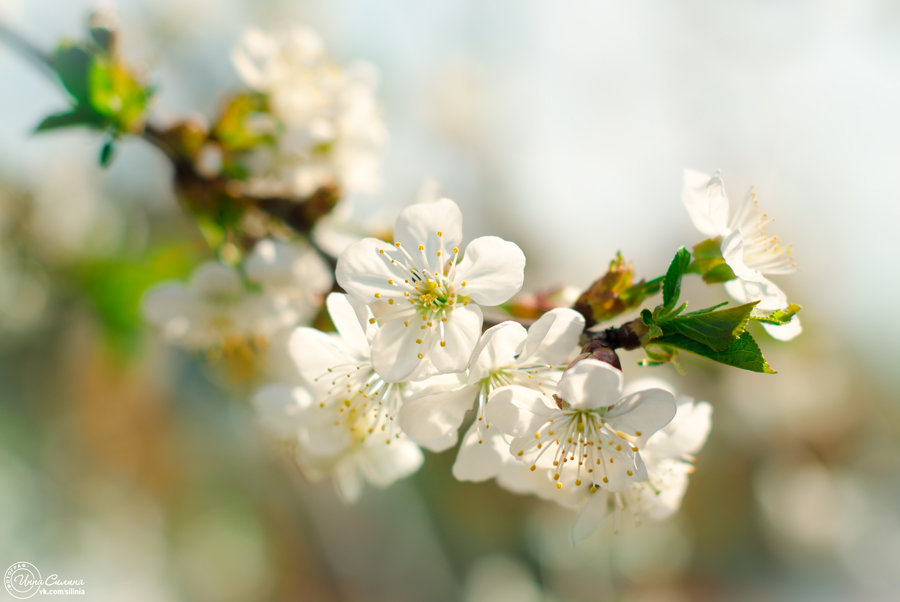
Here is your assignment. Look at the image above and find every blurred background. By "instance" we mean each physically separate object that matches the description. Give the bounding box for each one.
[1,1,899,600]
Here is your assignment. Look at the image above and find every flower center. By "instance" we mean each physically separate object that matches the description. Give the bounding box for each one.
[313,361,403,443]
[519,403,641,492]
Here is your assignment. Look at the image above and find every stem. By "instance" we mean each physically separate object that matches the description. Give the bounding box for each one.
[0,22,55,75]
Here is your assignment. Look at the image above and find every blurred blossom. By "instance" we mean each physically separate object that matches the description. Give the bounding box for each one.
[232,26,387,198]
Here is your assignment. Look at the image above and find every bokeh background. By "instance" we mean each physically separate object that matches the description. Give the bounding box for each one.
[1,1,899,601]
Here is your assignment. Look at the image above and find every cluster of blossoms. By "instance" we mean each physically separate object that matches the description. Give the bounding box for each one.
[131,27,802,539]
[247,198,717,538]
[231,26,387,198]
[143,239,331,356]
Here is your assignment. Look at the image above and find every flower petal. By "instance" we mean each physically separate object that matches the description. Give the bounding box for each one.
[430,304,483,374]
[557,360,623,410]
[605,388,677,446]
[762,315,802,341]
[485,385,556,437]
[371,315,433,382]
[571,491,611,543]
[393,198,463,274]
[358,439,424,488]
[335,237,411,303]
[519,308,584,366]
[468,321,527,384]
[398,384,478,451]
[252,384,311,439]
[454,236,526,306]
[452,425,510,482]
[683,169,730,237]
[189,261,243,297]
[288,327,355,393]
[325,292,371,358]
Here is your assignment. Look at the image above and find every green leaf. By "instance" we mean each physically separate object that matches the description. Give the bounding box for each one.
[88,57,150,132]
[661,302,757,351]
[34,109,103,132]
[655,331,775,373]
[99,139,115,167]
[662,247,691,310]
[701,262,736,284]
[751,304,801,325]
[52,42,94,106]
[690,237,738,284]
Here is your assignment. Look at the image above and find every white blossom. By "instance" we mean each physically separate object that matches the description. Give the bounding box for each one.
[682,169,800,340]
[252,292,425,501]
[253,382,423,503]
[232,26,386,198]
[142,261,296,351]
[572,380,712,540]
[487,360,676,494]
[336,198,526,382]
[244,238,333,323]
[399,309,584,484]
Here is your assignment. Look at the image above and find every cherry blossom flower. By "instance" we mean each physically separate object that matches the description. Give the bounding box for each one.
[244,238,333,324]
[486,360,676,493]
[571,380,712,540]
[232,26,387,198]
[253,382,423,503]
[398,308,584,483]
[682,169,800,340]
[252,292,426,501]
[142,261,296,352]
[336,198,526,381]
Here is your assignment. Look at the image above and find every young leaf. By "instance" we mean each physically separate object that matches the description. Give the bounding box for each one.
[654,331,775,373]
[662,247,691,310]
[35,109,102,132]
[99,139,115,167]
[690,237,737,283]
[52,42,94,106]
[751,304,801,325]
[701,262,736,284]
[661,301,757,351]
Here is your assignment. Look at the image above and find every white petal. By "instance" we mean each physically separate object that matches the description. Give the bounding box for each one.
[485,385,556,437]
[557,360,623,410]
[288,327,356,393]
[231,27,274,89]
[142,283,189,329]
[325,292,370,358]
[190,262,243,297]
[452,425,510,482]
[430,304,483,374]
[252,384,311,439]
[519,308,585,366]
[371,315,432,382]
[454,236,526,306]
[571,491,611,543]
[393,198,463,274]
[762,315,802,341]
[333,459,364,503]
[605,388,677,445]
[468,321,527,384]
[398,385,478,451]
[649,399,712,459]
[722,231,788,310]
[682,169,730,237]
[359,439,424,488]
[335,237,410,303]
